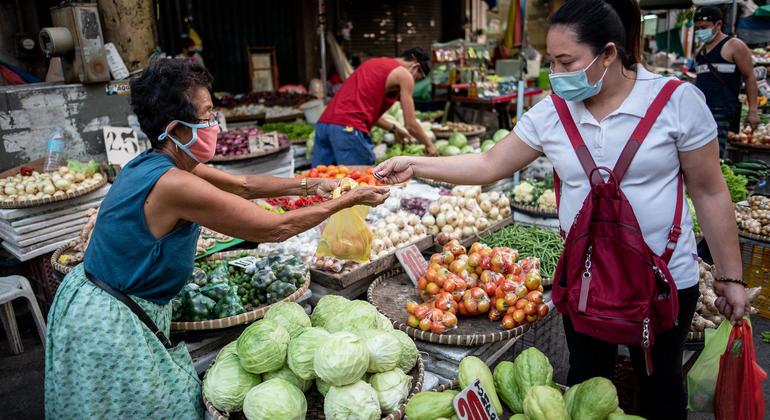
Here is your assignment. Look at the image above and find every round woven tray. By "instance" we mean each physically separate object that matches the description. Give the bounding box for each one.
[203,351,426,420]
[510,203,558,219]
[727,139,770,150]
[368,267,535,346]
[738,229,770,244]
[210,141,290,162]
[171,250,310,331]
[0,174,107,209]
[433,126,487,138]
[50,241,79,275]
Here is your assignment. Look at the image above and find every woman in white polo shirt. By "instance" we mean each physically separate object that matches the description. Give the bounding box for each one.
[375,0,747,418]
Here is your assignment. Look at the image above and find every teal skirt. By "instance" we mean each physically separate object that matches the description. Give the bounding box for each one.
[44,265,204,419]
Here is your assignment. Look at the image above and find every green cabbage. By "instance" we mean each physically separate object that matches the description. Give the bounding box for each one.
[242,378,307,420]
[389,329,418,373]
[493,129,510,142]
[325,300,381,333]
[368,368,412,414]
[203,342,261,413]
[523,385,568,420]
[287,327,330,380]
[375,311,393,330]
[310,295,349,328]
[314,332,369,386]
[358,329,401,373]
[263,365,312,392]
[565,377,618,420]
[263,301,311,338]
[316,378,331,396]
[324,380,381,420]
[237,319,290,374]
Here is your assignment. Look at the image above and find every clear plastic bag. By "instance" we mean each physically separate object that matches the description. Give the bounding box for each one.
[687,319,732,412]
[316,186,373,263]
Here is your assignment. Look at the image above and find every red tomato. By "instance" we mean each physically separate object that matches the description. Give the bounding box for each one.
[527,290,543,305]
[525,271,542,291]
[501,315,515,330]
[451,289,465,302]
[513,309,526,324]
[463,298,478,313]
[515,299,528,310]
[431,321,446,334]
[514,283,529,298]
[504,292,518,307]
[482,281,497,297]
[500,280,516,293]
[417,277,427,291]
[469,287,486,300]
[419,317,432,331]
[537,303,549,318]
[524,301,537,316]
[488,308,502,321]
[426,282,440,295]
[467,252,481,268]
[495,298,509,312]
[443,276,457,292]
[442,312,458,328]
[526,314,539,323]
[458,300,469,316]
[477,298,490,314]
[405,300,419,314]
[415,304,431,320]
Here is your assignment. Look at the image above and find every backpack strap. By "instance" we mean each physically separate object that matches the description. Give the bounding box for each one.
[552,95,602,185]
[613,80,684,182]
[660,172,684,263]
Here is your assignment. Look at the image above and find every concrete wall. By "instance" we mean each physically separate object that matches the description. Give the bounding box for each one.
[0,83,131,171]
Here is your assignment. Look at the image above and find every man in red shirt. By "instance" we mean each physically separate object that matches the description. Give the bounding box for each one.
[312,48,439,166]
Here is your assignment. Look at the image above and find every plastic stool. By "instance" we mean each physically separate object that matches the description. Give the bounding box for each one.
[0,276,46,354]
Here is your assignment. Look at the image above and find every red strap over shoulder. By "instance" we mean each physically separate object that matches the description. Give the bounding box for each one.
[552,95,602,185]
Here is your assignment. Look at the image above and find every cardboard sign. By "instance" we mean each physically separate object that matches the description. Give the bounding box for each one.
[453,379,501,420]
[228,256,260,269]
[395,244,428,287]
[103,126,150,166]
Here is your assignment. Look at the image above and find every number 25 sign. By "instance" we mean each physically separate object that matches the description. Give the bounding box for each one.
[453,379,500,420]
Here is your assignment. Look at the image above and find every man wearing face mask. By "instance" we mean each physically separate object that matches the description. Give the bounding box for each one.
[44,59,390,419]
[312,48,439,166]
[694,5,758,155]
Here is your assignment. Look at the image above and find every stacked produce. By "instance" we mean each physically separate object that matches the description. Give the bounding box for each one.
[202,298,420,419]
[405,239,547,333]
[56,208,98,266]
[425,186,511,245]
[297,165,384,186]
[512,173,556,211]
[434,133,475,156]
[0,161,104,203]
[171,252,307,322]
[259,229,320,265]
[691,260,761,334]
[215,127,287,157]
[432,121,483,134]
[218,91,311,108]
[376,144,426,164]
[482,224,562,280]
[722,159,769,187]
[261,121,315,142]
[406,349,638,420]
[265,195,324,211]
[729,123,770,145]
[735,195,770,236]
[219,104,301,120]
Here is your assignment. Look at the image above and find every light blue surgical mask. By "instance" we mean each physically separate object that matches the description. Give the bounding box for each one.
[157,119,219,162]
[695,28,716,44]
[549,54,608,102]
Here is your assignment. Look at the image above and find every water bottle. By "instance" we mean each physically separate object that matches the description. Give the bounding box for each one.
[44,127,66,172]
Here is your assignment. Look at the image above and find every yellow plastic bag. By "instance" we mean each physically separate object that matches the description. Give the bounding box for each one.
[316,180,373,263]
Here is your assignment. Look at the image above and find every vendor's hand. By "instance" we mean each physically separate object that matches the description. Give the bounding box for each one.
[348,186,390,207]
[314,179,344,200]
[713,281,750,323]
[394,126,411,142]
[747,109,760,130]
[373,157,415,185]
[425,144,439,157]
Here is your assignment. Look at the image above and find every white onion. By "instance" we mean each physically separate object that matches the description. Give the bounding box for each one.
[462,226,476,237]
[449,197,459,206]
[479,193,489,202]
[414,224,427,235]
[436,214,447,227]
[445,211,457,226]
[395,217,405,229]
[386,223,398,233]
[408,214,420,226]
[383,237,394,248]
[480,200,493,213]
[497,196,510,208]
[500,206,512,217]
[385,215,397,225]
[429,202,441,215]
[422,214,436,226]
[441,225,454,234]
[489,206,500,219]
[439,196,451,204]
[465,215,476,226]
[389,232,401,245]
[440,203,453,214]
[430,225,440,235]
[404,225,415,235]
[452,186,464,197]
[490,191,501,202]
[399,231,411,243]
[464,188,476,200]
[476,217,490,230]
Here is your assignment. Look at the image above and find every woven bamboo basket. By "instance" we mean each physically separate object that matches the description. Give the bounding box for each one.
[50,241,79,275]
[0,174,107,209]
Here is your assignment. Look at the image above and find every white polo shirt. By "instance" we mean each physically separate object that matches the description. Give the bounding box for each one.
[514,65,717,289]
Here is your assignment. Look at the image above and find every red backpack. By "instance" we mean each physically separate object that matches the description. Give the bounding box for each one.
[551,80,684,375]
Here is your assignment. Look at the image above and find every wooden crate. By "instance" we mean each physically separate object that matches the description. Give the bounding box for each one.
[742,238,770,319]
[310,235,434,290]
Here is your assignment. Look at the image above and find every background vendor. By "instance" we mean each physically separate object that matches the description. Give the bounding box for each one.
[694,5,759,155]
[312,48,439,166]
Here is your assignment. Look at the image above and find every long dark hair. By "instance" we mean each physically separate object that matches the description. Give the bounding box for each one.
[550,0,641,70]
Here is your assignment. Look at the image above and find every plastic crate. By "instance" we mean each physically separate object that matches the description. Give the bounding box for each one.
[741,239,770,319]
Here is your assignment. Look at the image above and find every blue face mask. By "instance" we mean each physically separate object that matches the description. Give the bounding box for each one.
[549,54,608,102]
[695,28,716,44]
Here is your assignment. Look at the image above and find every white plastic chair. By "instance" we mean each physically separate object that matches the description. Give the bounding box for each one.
[0,275,46,354]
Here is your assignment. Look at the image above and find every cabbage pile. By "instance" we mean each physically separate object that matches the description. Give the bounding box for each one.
[202,297,420,419]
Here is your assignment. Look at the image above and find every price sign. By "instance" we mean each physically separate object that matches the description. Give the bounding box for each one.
[453,379,501,420]
[228,256,260,269]
[395,244,428,287]
[103,126,150,166]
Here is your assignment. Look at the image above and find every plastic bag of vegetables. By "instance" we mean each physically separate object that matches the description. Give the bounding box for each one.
[315,180,373,263]
[181,284,216,322]
[324,380,382,420]
[213,286,245,319]
[242,378,307,420]
[203,342,261,413]
[208,262,230,283]
[200,282,233,302]
[236,319,290,374]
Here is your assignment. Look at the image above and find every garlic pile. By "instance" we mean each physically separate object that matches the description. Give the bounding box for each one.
[422,186,511,246]
[735,195,770,236]
[259,228,320,265]
[371,210,428,259]
[692,260,761,333]
[0,167,103,203]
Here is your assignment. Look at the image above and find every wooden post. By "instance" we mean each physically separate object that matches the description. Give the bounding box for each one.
[0,302,24,355]
[97,0,156,72]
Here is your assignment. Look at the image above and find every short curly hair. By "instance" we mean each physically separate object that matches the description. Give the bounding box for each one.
[130,58,213,148]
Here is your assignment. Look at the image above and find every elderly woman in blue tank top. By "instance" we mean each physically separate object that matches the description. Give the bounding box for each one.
[44,59,390,419]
